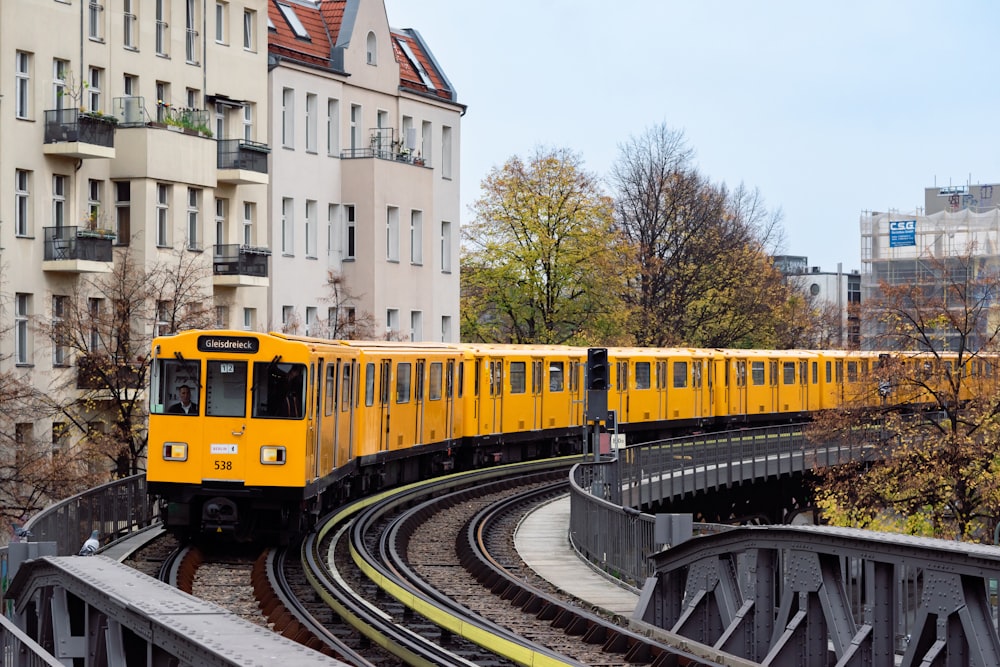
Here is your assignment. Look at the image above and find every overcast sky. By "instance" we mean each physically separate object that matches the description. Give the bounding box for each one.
[383,1,998,272]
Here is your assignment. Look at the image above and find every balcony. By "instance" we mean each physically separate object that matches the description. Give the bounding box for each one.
[213,244,270,287]
[42,226,114,273]
[217,139,270,185]
[339,127,429,167]
[43,108,117,159]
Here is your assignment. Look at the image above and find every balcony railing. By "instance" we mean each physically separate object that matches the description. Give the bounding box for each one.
[217,139,269,173]
[44,226,114,262]
[213,244,270,277]
[43,108,117,147]
[339,127,428,166]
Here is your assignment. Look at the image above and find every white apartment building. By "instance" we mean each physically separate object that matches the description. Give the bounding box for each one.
[266,0,463,342]
[772,256,861,348]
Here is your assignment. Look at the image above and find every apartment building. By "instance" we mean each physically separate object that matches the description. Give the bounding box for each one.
[266,0,463,341]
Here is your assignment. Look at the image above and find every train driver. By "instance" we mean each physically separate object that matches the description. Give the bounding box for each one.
[168,384,199,415]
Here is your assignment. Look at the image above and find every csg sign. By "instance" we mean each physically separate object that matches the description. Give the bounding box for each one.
[889,219,916,248]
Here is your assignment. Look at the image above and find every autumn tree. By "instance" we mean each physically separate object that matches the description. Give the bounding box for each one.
[813,248,1000,542]
[771,276,849,349]
[461,147,625,344]
[37,246,214,478]
[610,123,791,347]
[321,270,377,339]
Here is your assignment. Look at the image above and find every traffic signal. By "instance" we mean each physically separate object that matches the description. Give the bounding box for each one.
[587,348,609,391]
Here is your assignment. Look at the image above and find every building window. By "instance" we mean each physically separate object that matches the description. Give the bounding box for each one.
[326,98,339,155]
[386,309,399,338]
[441,315,452,342]
[366,31,377,65]
[243,8,256,50]
[187,188,201,250]
[15,51,30,119]
[123,74,137,97]
[186,87,199,109]
[15,169,30,237]
[185,0,200,63]
[215,1,227,43]
[89,0,105,41]
[242,307,254,330]
[281,88,294,148]
[410,311,422,342]
[442,125,453,179]
[52,175,66,228]
[88,298,103,351]
[242,103,253,140]
[87,179,103,227]
[15,293,30,365]
[327,204,340,255]
[156,183,169,246]
[53,59,68,109]
[215,305,228,328]
[305,199,316,258]
[155,300,171,336]
[281,197,293,254]
[410,210,423,264]
[441,221,452,272]
[156,0,169,55]
[88,67,103,111]
[386,206,399,261]
[215,197,227,247]
[155,81,168,122]
[349,104,360,151]
[123,0,138,48]
[421,120,431,164]
[282,305,295,333]
[243,201,254,245]
[305,307,317,336]
[115,181,131,245]
[277,3,310,38]
[305,93,317,152]
[52,422,69,456]
[52,296,67,367]
[345,205,355,259]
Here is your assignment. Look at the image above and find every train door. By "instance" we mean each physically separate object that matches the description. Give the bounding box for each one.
[531,358,543,430]
[379,358,392,451]
[616,360,629,423]
[414,359,426,444]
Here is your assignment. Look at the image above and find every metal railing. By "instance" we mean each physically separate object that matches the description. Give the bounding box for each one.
[43,226,114,262]
[213,243,270,277]
[217,138,270,172]
[43,108,116,147]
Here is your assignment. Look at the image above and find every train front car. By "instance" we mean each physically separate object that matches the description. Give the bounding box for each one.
[147,330,314,542]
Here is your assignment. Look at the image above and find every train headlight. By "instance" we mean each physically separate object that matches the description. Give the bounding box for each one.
[260,446,286,465]
[163,442,188,461]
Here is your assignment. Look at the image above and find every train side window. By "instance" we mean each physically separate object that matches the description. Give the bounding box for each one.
[365,362,375,406]
[549,362,564,392]
[836,361,844,383]
[510,361,526,394]
[454,360,462,398]
[415,360,425,401]
[396,362,411,403]
[751,361,764,386]
[429,362,442,400]
[692,362,701,388]
[769,361,778,386]
[380,361,392,405]
[847,361,858,383]
[812,362,818,384]
[252,362,306,419]
[205,360,246,417]
[635,362,650,390]
[325,365,336,416]
[825,361,832,383]
[673,361,687,388]
[783,362,795,385]
[150,358,202,414]
[341,363,352,411]
[736,361,746,387]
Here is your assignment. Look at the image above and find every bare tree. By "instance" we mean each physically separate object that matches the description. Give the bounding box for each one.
[36,246,214,478]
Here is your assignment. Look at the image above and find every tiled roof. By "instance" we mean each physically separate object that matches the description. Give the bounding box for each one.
[267,0,456,103]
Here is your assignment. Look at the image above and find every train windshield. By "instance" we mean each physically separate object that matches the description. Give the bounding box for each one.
[252,362,307,419]
[150,359,202,415]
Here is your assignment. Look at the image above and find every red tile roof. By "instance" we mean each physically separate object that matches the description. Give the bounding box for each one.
[267,0,456,103]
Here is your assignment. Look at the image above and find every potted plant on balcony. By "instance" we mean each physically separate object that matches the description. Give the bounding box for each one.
[80,210,117,240]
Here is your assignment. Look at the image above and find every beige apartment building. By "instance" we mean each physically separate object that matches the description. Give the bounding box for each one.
[0,0,461,468]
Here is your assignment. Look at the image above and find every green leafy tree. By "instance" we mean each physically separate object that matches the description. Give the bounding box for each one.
[461,147,624,344]
[813,248,1000,542]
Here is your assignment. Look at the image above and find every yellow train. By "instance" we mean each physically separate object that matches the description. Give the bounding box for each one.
[145,330,975,541]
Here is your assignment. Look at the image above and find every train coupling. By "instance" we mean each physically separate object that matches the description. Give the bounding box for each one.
[201,497,239,535]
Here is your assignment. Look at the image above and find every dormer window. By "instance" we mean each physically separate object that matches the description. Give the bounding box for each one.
[366,31,377,65]
[277,2,309,39]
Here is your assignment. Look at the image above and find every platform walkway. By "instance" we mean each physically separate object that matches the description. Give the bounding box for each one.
[514,494,639,617]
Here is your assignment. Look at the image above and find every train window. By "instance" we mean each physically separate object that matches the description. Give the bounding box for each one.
[365,363,375,406]
[532,361,542,394]
[736,361,746,387]
[847,361,858,383]
[692,362,701,388]
[751,361,764,386]
[150,359,202,415]
[452,360,459,398]
[861,361,868,376]
[341,363,352,411]
[429,362,442,400]
[252,362,306,419]
[396,363,411,403]
[634,362,650,390]
[381,361,392,404]
[673,361,687,388]
[783,362,795,385]
[570,361,580,393]
[415,360,425,401]
[811,362,818,384]
[769,362,778,386]
[800,361,808,385]
[836,361,844,383]
[549,362,564,392]
[510,361,526,394]
[825,361,832,383]
[205,360,247,417]
[325,365,336,415]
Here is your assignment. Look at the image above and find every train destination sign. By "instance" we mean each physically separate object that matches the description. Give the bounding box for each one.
[889,219,916,248]
[197,335,260,353]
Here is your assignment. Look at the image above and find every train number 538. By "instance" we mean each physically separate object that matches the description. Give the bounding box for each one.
[214,460,233,471]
